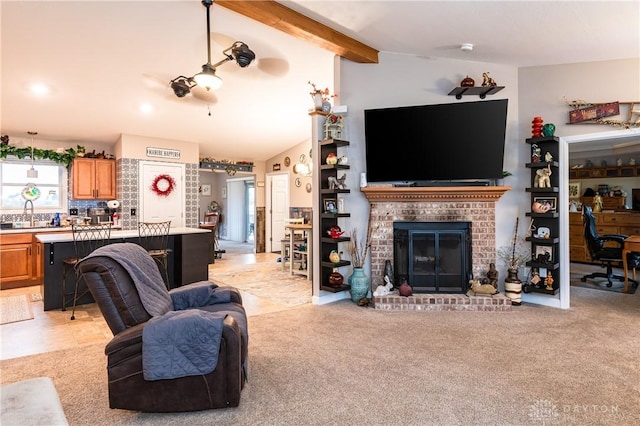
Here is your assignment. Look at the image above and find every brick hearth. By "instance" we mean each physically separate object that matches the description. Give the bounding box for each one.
[374,292,513,311]
[361,185,511,309]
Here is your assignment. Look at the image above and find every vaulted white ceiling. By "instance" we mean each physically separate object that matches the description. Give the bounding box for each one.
[1,1,638,161]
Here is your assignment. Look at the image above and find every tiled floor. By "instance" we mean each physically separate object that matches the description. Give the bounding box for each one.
[0,243,298,361]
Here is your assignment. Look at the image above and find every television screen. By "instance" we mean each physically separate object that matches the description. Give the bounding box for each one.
[364,99,508,184]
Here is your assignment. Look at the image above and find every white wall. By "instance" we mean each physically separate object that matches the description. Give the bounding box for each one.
[265,138,313,208]
[338,52,521,273]
[335,54,639,292]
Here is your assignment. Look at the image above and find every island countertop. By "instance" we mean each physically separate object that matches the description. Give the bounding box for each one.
[36,227,213,310]
[35,226,209,243]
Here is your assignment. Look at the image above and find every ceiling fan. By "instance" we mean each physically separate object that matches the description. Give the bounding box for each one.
[170,0,256,99]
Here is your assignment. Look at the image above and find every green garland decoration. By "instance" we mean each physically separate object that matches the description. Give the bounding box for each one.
[0,135,82,168]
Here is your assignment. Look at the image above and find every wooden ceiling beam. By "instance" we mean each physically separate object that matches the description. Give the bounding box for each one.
[215,1,379,64]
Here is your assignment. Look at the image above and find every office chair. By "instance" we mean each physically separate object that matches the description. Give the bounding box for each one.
[61,223,112,319]
[581,205,638,288]
[138,221,172,288]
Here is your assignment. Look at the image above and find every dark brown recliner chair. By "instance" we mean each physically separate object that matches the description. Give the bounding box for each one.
[76,244,248,412]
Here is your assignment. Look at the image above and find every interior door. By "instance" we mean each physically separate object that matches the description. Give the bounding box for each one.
[139,161,185,227]
[266,172,290,252]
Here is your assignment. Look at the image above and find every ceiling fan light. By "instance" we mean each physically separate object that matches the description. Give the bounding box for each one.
[170,78,192,97]
[193,64,222,90]
[231,42,256,68]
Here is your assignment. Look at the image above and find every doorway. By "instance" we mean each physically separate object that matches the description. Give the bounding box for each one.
[266,172,290,252]
[139,161,185,227]
[225,176,256,244]
[562,128,640,307]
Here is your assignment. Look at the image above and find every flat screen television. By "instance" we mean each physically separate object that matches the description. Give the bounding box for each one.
[364,99,508,185]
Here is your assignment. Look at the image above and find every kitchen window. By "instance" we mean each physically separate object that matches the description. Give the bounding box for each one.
[0,160,67,212]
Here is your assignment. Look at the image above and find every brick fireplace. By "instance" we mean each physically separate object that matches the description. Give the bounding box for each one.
[361,185,511,311]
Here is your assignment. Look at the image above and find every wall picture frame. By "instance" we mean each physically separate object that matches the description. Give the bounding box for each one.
[200,184,211,196]
[533,196,557,212]
[323,198,337,213]
[568,182,581,199]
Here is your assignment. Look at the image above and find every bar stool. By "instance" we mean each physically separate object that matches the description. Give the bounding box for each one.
[200,212,223,263]
[61,223,112,320]
[138,221,172,288]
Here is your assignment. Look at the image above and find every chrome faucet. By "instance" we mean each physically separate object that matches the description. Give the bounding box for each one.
[23,200,35,227]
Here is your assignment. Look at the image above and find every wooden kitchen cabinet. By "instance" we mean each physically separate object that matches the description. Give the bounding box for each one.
[0,233,34,288]
[71,158,116,199]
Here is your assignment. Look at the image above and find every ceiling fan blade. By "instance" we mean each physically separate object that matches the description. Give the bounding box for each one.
[256,57,289,77]
[141,73,170,89]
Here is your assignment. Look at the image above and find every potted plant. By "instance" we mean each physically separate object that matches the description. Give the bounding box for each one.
[308,81,336,112]
[497,217,531,305]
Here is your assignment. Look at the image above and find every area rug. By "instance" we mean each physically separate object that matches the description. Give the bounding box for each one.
[210,261,311,307]
[0,295,34,325]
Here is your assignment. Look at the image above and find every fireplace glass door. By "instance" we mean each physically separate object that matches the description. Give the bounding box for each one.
[394,222,471,293]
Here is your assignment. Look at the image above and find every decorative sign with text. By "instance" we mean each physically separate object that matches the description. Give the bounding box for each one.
[146,147,180,159]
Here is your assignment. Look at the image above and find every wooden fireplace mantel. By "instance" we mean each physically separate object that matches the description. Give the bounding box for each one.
[361,185,511,202]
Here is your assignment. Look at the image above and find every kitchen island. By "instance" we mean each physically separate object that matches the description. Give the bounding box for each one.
[36,227,211,311]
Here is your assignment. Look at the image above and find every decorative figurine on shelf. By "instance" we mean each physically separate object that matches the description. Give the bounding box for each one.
[533,164,552,188]
[532,201,551,213]
[329,250,342,264]
[468,278,499,295]
[328,174,347,190]
[373,275,394,296]
[530,269,541,286]
[593,192,603,213]
[487,263,499,288]
[460,75,475,87]
[323,113,344,140]
[481,72,497,87]
[542,123,556,137]
[544,151,554,162]
[337,155,348,165]
[531,116,544,137]
[630,158,636,165]
[325,153,338,165]
[545,271,554,290]
[531,143,541,163]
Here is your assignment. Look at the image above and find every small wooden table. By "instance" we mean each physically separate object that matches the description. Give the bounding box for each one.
[622,235,640,293]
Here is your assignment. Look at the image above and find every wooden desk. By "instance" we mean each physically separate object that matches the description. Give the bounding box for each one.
[285,223,312,280]
[622,235,640,293]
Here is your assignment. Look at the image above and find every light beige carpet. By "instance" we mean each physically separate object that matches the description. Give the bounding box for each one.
[210,261,311,307]
[0,295,34,325]
[1,286,639,425]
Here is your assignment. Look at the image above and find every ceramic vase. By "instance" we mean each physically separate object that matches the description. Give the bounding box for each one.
[398,279,413,297]
[504,268,522,306]
[349,268,370,302]
[312,93,323,111]
[531,116,544,138]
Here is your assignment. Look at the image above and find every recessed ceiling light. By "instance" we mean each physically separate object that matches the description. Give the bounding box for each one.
[30,83,50,95]
[460,43,474,52]
[139,103,154,114]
